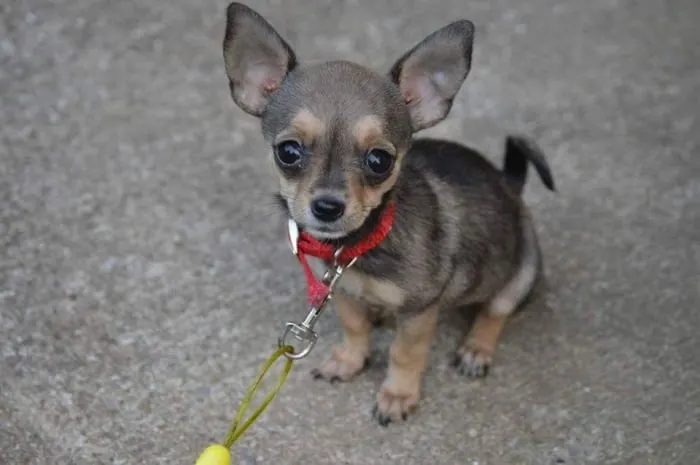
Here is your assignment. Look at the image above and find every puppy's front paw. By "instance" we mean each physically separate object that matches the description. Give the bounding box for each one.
[310,345,369,383]
[372,378,420,426]
[451,347,492,378]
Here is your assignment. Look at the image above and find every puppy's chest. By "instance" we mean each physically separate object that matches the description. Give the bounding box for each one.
[308,257,406,309]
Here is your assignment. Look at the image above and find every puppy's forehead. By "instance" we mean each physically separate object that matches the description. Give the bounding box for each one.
[262,61,411,144]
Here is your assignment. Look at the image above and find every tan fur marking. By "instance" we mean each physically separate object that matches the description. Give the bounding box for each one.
[335,292,372,356]
[278,173,297,200]
[465,311,508,356]
[353,115,385,149]
[376,305,440,419]
[337,268,406,309]
[314,293,372,381]
[347,158,402,216]
[278,108,325,145]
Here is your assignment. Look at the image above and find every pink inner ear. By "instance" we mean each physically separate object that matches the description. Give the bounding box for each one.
[400,71,447,129]
[262,76,279,93]
[247,64,283,94]
[402,73,437,106]
[401,76,420,104]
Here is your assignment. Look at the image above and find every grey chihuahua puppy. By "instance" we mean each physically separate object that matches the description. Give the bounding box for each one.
[222,3,555,426]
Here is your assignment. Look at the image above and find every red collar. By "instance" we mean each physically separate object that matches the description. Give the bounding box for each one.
[289,202,396,306]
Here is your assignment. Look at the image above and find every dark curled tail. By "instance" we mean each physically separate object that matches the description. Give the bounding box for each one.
[502,135,556,195]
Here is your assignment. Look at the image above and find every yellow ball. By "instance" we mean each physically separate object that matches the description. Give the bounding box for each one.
[195,444,231,465]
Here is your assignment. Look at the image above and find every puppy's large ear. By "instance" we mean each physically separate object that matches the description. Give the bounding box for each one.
[223,3,297,117]
[389,20,474,132]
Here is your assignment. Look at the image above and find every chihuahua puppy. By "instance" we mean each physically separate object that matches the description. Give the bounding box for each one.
[222,3,555,426]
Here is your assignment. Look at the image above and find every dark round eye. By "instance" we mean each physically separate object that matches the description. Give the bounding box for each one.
[364,149,394,176]
[275,141,304,168]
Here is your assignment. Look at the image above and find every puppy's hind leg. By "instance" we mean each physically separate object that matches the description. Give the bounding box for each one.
[452,307,509,378]
[452,215,541,378]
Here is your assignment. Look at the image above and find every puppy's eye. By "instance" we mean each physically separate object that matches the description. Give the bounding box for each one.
[364,149,394,176]
[275,141,304,168]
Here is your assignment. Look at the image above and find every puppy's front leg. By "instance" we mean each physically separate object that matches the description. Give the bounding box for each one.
[374,305,439,426]
[311,292,372,382]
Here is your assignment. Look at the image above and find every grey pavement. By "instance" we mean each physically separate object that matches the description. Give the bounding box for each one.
[1,0,699,464]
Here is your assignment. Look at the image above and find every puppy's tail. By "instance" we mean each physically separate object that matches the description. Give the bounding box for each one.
[502,135,556,195]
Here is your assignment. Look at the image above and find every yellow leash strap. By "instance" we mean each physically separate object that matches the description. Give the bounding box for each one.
[194,223,361,464]
[195,345,295,465]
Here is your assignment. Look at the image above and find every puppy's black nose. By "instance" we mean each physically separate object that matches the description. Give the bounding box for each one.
[311,196,345,222]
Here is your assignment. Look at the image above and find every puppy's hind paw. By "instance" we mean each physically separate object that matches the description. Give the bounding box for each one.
[451,348,492,378]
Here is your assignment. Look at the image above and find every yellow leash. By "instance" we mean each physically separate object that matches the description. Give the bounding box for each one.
[195,225,362,464]
[195,345,295,465]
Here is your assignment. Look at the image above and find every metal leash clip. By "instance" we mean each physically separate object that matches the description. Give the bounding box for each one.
[279,220,357,360]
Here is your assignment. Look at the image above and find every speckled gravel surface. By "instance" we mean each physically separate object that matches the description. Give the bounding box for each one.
[1,0,699,464]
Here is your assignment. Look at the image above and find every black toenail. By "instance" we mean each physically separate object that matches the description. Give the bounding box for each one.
[330,376,341,384]
[311,369,323,379]
[401,412,408,421]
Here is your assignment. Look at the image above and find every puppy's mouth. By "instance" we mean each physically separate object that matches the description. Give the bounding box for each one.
[301,224,349,240]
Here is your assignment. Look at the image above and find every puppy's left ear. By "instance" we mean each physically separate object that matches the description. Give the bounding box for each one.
[223,3,297,117]
[389,20,474,132]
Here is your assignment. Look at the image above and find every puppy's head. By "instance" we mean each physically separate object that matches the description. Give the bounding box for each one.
[223,3,474,240]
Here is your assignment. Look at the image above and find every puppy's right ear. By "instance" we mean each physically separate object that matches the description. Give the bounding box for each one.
[223,3,297,117]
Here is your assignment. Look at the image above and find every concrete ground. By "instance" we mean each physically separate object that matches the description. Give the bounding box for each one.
[1,0,699,463]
